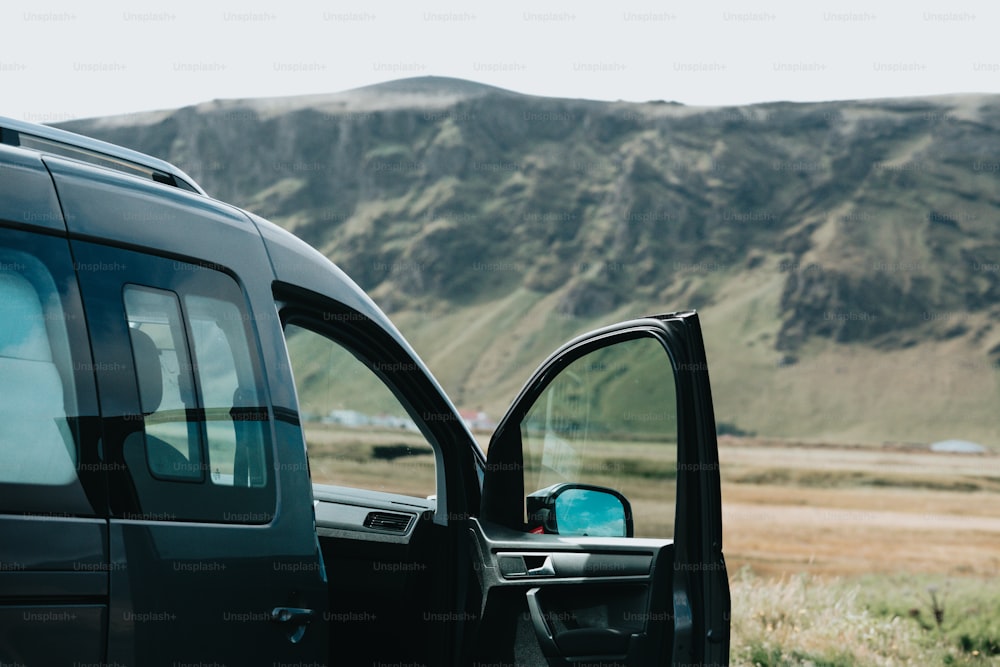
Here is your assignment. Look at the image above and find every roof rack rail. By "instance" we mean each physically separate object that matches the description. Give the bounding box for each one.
[0,116,207,196]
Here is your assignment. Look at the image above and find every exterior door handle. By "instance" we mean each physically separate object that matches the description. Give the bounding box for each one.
[271,607,314,644]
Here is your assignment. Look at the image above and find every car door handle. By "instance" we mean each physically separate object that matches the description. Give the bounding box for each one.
[526,555,555,577]
[271,607,314,644]
[271,606,314,624]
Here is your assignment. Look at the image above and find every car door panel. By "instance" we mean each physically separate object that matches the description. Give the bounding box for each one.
[0,517,108,666]
[475,313,729,666]
[470,518,673,665]
[70,240,329,666]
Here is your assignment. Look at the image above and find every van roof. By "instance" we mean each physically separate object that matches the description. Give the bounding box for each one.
[0,116,205,196]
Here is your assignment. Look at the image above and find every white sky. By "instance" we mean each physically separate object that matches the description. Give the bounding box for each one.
[3,0,998,122]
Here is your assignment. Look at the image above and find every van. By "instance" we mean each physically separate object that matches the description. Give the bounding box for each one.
[0,116,729,666]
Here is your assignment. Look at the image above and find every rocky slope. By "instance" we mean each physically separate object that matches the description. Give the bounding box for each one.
[57,78,1000,445]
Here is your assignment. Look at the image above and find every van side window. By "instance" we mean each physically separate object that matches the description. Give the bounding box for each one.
[124,285,270,491]
[185,295,269,488]
[0,252,78,486]
[0,231,99,517]
[71,241,275,524]
[125,287,203,481]
[283,322,436,499]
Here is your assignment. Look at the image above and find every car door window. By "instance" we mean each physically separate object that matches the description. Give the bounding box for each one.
[520,335,678,537]
[284,322,436,499]
[124,287,269,488]
[0,256,77,486]
[0,234,99,515]
[124,286,203,481]
[186,295,269,487]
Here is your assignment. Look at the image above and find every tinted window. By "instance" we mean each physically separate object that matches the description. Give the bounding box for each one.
[125,286,203,481]
[185,294,268,488]
[0,251,77,486]
[0,228,99,516]
[520,336,678,538]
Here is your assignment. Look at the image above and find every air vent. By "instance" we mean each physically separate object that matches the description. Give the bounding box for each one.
[363,511,413,533]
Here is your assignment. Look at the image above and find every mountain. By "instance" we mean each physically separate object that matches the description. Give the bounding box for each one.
[56,78,1000,446]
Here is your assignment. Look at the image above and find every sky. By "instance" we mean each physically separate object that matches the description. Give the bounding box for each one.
[3,0,998,122]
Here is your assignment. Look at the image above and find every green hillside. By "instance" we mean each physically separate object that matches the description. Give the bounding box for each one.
[58,78,1000,447]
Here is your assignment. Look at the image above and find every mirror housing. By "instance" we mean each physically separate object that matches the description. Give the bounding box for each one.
[526,483,633,538]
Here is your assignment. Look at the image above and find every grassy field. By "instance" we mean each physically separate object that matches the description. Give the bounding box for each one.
[302,423,437,498]
[718,437,1000,578]
[720,437,1000,666]
[730,570,1000,666]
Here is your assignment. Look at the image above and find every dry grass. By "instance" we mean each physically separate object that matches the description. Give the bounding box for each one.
[729,569,999,666]
[730,570,920,666]
[723,438,1000,664]
[719,437,1000,578]
[303,423,436,498]
[319,427,1000,577]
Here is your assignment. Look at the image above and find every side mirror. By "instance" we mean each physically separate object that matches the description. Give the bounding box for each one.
[526,483,633,538]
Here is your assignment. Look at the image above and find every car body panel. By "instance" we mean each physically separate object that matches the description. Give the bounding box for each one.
[0,144,66,232]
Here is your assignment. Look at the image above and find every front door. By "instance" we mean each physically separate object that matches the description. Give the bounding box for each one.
[471,312,729,666]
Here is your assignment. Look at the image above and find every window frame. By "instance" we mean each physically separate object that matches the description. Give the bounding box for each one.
[482,323,688,540]
[276,292,484,527]
[281,312,445,501]
[516,333,681,538]
[283,321,440,495]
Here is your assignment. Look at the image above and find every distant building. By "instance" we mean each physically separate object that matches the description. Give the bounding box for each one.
[929,439,987,454]
[323,409,369,427]
[459,409,496,432]
[323,409,418,431]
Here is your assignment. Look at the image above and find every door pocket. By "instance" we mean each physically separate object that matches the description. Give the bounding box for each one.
[525,584,649,661]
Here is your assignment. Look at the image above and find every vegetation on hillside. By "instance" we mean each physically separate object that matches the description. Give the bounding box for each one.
[58,80,1000,444]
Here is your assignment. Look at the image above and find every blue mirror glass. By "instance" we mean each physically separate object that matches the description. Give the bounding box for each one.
[553,488,627,537]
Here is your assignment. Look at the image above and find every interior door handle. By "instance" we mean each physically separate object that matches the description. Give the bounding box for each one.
[271,607,314,644]
[527,555,555,577]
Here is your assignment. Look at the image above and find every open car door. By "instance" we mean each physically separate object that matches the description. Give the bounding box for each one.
[469,312,729,666]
